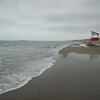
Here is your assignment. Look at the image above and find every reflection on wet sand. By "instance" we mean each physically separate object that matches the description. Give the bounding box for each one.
[90,54,98,61]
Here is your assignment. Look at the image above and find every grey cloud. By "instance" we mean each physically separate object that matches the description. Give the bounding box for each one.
[0,18,18,26]
[45,12,100,34]
[0,0,100,40]
[84,0,100,7]
[46,12,100,23]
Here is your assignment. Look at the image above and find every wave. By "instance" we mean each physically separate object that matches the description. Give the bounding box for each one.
[0,41,69,94]
[0,57,55,94]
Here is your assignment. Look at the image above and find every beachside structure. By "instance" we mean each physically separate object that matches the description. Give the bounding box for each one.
[91,31,100,46]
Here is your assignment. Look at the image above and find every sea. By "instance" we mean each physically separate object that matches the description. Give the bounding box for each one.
[0,41,70,94]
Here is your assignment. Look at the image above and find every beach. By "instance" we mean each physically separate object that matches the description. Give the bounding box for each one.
[0,40,100,100]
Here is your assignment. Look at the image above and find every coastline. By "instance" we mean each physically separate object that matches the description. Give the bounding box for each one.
[59,40,100,55]
[0,39,100,100]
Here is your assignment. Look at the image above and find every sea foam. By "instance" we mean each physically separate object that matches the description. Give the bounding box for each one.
[0,41,69,94]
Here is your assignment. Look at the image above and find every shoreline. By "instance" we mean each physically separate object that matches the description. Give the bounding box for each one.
[0,39,100,100]
[0,57,56,95]
[59,39,100,55]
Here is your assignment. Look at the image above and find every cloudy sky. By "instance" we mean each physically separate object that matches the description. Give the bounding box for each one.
[0,0,100,40]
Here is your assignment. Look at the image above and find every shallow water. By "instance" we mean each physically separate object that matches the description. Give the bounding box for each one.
[67,53,100,62]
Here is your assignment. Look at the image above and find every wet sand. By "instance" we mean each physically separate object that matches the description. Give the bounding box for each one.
[0,41,100,100]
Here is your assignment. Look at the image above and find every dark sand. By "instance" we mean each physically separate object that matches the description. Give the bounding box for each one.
[0,44,100,100]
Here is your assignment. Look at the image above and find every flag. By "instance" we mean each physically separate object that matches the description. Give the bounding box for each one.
[91,31,99,35]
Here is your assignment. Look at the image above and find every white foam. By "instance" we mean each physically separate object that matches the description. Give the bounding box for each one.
[79,43,88,47]
[0,57,56,94]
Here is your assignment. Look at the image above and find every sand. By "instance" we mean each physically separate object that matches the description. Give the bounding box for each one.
[59,44,100,56]
[0,40,100,100]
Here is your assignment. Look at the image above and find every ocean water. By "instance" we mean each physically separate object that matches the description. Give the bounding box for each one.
[0,41,69,94]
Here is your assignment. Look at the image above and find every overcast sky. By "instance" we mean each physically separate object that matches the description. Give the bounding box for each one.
[0,0,100,40]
